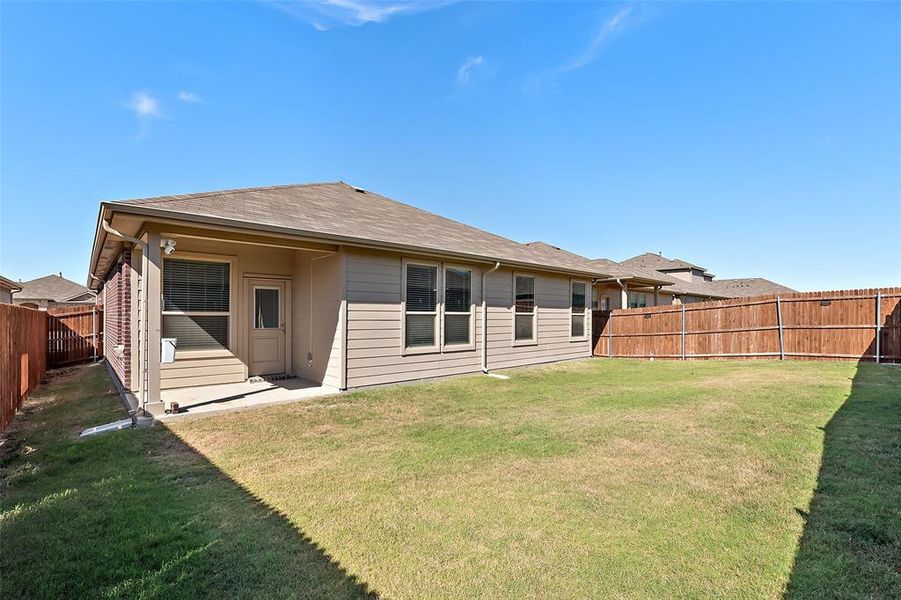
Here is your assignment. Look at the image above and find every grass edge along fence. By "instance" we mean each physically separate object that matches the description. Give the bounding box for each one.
[593,287,901,363]
[0,304,48,431]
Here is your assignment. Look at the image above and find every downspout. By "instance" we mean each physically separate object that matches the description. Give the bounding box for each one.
[481,261,501,373]
[101,220,150,414]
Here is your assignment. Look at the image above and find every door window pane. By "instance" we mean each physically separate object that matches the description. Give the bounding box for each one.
[255,288,279,329]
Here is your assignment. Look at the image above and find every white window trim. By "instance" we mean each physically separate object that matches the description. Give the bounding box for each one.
[161,253,236,356]
[512,272,538,347]
[401,258,441,355]
[441,264,476,352]
[570,279,590,341]
[628,291,648,309]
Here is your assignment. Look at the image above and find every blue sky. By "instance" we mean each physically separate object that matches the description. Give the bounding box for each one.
[1,1,899,290]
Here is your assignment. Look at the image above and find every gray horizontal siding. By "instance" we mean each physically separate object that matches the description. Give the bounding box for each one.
[344,249,590,388]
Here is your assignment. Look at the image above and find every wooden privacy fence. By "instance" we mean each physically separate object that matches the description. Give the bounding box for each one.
[593,287,901,363]
[47,305,103,367]
[0,304,48,431]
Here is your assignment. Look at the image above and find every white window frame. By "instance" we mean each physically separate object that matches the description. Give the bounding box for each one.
[441,264,475,352]
[161,253,236,357]
[512,272,538,346]
[401,258,441,355]
[570,279,589,341]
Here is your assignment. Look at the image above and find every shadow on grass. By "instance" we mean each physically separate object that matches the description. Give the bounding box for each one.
[0,364,377,598]
[784,360,901,598]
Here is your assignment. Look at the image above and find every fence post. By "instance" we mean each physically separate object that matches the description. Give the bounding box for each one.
[608,312,613,357]
[92,305,97,363]
[680,304,686,360]
[875,292,881,364]
[776,296,785,361]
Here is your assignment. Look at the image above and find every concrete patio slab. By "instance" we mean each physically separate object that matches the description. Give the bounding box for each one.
[155,378,340,419]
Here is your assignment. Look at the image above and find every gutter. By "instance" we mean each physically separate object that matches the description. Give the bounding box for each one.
[481,261,501,374]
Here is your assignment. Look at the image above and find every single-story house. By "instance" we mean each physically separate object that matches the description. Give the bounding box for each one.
[87,182,617,414]
[0,275,22,304]
[13,273,97,310]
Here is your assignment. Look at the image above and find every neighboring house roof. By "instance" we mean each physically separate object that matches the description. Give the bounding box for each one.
[0,275,22,293]
[621,252,710,275]
[706,278,797,297]
[14,274,95,302]
[99,182,616,279]
[661,279,734,299]
[586,258,676,287]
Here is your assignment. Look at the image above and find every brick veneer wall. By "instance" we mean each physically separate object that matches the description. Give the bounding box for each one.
[102,249,132,388]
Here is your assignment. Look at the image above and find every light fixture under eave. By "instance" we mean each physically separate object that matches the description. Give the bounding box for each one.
[161,238,177,255]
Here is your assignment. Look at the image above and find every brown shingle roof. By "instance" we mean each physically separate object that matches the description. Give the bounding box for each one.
[15,274,95,302]
[111,183,615,277]
[621,252,708,273]
[586,258,676,287]
[0,276,21,293]
[706,278,797,297]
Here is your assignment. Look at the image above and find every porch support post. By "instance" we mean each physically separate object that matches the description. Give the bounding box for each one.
[654,286,660,306]
[144,230,162,409]
[621,283,629,310]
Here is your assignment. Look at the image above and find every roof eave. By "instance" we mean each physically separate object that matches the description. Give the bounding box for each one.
[96,202,614,281]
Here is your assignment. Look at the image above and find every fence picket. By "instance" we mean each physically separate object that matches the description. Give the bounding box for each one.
[592,287,901,363]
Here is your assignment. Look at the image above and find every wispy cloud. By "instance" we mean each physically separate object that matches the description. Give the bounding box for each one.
[263,0,455,30]
[123,91,162,139]
[563,7,632,72]
[126,91,161,118]
[526,5,644,93]
[456,55,484,86]
[178,90,202,103]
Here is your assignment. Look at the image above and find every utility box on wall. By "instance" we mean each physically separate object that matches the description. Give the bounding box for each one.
[161,338,177,364]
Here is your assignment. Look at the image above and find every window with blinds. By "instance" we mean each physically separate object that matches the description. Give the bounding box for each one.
[405,263,438,348]
[162,258,230,350]
[514,275,536,342]
[571,281,587,338]
[444,267,472,346]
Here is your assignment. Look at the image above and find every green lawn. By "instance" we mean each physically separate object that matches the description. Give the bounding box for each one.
[1,360,898,598]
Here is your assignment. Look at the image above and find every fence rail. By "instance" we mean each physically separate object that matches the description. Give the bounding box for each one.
[0,304,48,431]
[593,287,901,363]
[47,305,103,367]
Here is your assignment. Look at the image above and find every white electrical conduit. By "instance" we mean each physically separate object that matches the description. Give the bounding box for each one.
[481,261,501,374]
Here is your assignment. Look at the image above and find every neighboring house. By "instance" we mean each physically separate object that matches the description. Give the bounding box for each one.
[13,273,97,310]
[0,275,22,304]
[87,182,615,413]
[616,252,796,305]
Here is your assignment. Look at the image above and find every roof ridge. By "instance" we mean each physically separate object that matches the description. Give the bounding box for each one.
[109,181,346,206]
